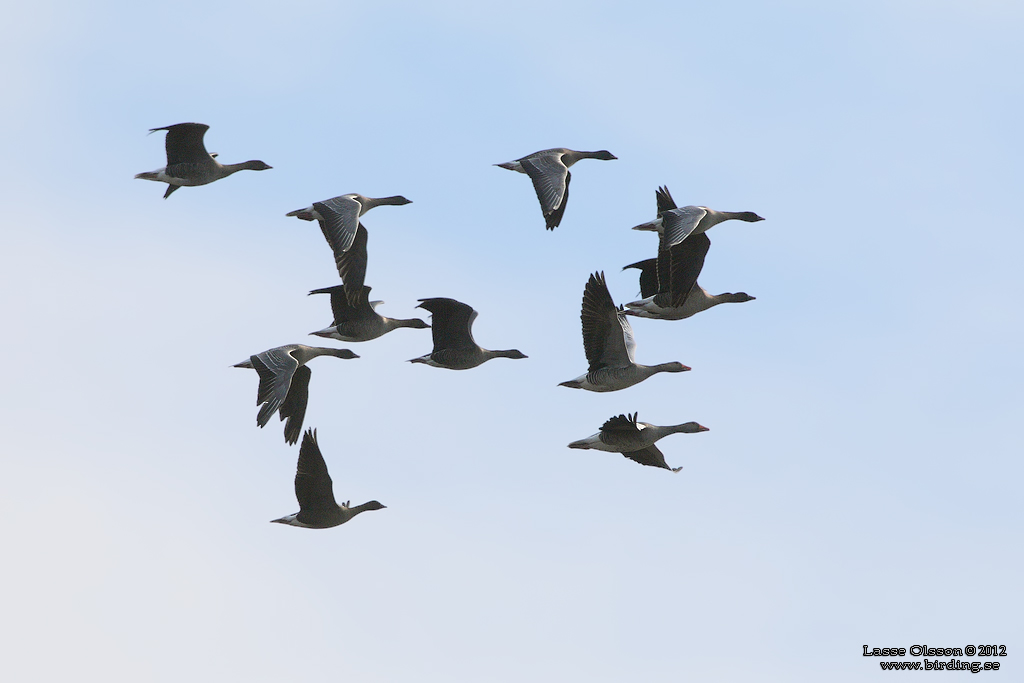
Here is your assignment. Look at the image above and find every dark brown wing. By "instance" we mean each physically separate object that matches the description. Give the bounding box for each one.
[622,444,680,471]
[600,412,640,434]
[656,185,678,213]
[667,233,711,308]
[151,123,211,165]
[581,272,632,371]
[309,284,374,324]
[294,429,338,515]
[279,365,311,446]
[335,224,369,306]
[623,259,660,299]
[417,298,477,350]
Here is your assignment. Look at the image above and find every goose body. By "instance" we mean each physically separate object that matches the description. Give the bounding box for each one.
[234,344,358,444]
[135,123,271,198]
[559,272,689,392]
[624,187,755,319]
[568,413,709,472]
[409,298,527,370]
[625,280,755,320]
[309,285,429,342]
[631,186,763,246]
[495,148,616,229]
[272,429,386,529]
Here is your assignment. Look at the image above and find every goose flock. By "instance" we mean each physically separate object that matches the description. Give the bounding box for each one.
[137,122,763,529]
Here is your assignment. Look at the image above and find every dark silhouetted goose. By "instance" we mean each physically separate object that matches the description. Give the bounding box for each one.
[135,123,271,198]
[271,429,386,528]
[409,298,527,369]
[234,344,358,444]
[308,284,429,342]
[568,413,709,472]
[559,272,689,391]
[631,185,763,246]
[495,148,616,229]
[625,187,755,319]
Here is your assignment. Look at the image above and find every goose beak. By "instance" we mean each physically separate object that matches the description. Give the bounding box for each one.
[697,425,710,432]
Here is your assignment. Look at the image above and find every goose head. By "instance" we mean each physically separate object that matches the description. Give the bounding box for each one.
[242,160,273,171]
[662,362,691,373]
[590,150,617,161]
[738,211,764,222]
[361,501,387,511]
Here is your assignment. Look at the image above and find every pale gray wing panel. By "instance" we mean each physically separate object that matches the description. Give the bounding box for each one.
[251,347,298,427]
[521,155,568,214]
[663,206,706,246]
[314,195,362,254]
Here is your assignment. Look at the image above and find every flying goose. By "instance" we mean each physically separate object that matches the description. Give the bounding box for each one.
[567,412,709,472]
[308,284,429,342]
[409,298,527,369]
[271,429,386,529]
[623,257,755,319]
[135,123,271,198]
[631,185,764,246]
[625,187,755,319]
[495,148,617,229]
[286,194,410,304]
[234,344,358,444]
[286,193,411,253]
[559,272,689,391]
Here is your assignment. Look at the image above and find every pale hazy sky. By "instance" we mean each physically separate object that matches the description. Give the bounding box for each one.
[1,1,1021,681]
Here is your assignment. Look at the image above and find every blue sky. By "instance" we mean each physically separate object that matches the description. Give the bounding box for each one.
[1,2,1021,681]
